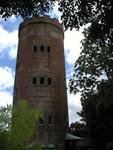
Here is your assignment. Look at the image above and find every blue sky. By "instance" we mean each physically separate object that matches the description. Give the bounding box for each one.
[0,6,83,123]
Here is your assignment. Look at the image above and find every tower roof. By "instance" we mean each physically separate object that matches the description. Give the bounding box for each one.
[19,16,64,37]
[65,133,83,140]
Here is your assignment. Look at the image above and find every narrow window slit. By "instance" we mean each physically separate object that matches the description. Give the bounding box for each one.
[40,45,44,51]
[47,46,51,52]
[40,77,44,84]
[48,115,53,124]
[48,78,52,85]
[34,46,37,52]
[32,77,37,84]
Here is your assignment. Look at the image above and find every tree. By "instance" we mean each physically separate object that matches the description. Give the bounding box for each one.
[69,121,87,137]
[58,0,113,97]
[58,0,113,94]
[78,81,113,150]
[0,105,12,150]
[0,101,42,150]
[68,26,113,149]
[0,105,12,133]
[0,0,56,19]
[59,1,113,149]
[59,0,113,33]
[11,100,42,149]
[69,26,113,97]
[58,0,113,65]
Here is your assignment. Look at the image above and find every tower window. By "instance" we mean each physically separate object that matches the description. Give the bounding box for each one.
[48,115,53,124]
[40,77,44,84]
[32,77,37,84]
[47,46,51,52]
[40,45,44,51]
[48,78,52,85]
[34,45,37,52]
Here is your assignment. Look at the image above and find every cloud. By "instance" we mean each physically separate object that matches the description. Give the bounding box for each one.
[0,91,13,106]
[0,15,17,22]
[64,29,83,65]
[0,25,18,59]
[7,15,17,23]
[0,66,14,106]
[0,66,14,90]
[9,45,18,59]
[49,2,61,20]
[64,29,83,123]
[66,79,82,123]
[68,92,82,123]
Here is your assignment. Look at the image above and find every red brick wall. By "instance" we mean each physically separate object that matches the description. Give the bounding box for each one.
[13,16,69,150]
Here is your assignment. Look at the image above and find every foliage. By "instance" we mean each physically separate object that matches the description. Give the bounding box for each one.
[68,25,113,148]
[0,0,56,19]
[11,100,42,148]
[0,131,11,150]
[69,121,87,137]
[78,81,113,149]
[60,1,113,148]
[59,1,113,71]
[0,105,12,133]
[69,27,113,97]
[59,0,113,32]
[59,0,113,96]
[0,105,12,150]
[0,101,42,150]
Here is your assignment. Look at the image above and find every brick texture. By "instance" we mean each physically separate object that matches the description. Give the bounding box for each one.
[13,16,69,150]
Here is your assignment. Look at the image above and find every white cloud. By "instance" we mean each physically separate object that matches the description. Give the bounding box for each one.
[64,29,83,123]
[67,79,82,123]
[64,29,83,65]
[64,29,84,123]
[49,2,61,19]
[0,25,18,59]
[7,15,17,23]
[0,66,14,90]
[0,91,13,106]
[0,15,17,22]
[68,92,82,123]
[0,67,14,106]
[9,45,18,59]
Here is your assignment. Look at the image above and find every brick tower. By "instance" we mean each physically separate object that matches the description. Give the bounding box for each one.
[13,16,69,150]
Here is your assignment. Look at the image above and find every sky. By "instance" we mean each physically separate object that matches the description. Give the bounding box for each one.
[0,5,84,124]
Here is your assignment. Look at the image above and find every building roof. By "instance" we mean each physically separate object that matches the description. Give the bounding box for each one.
[65,133,83,140]
[48,144,55,148]
[41,144,55,149]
